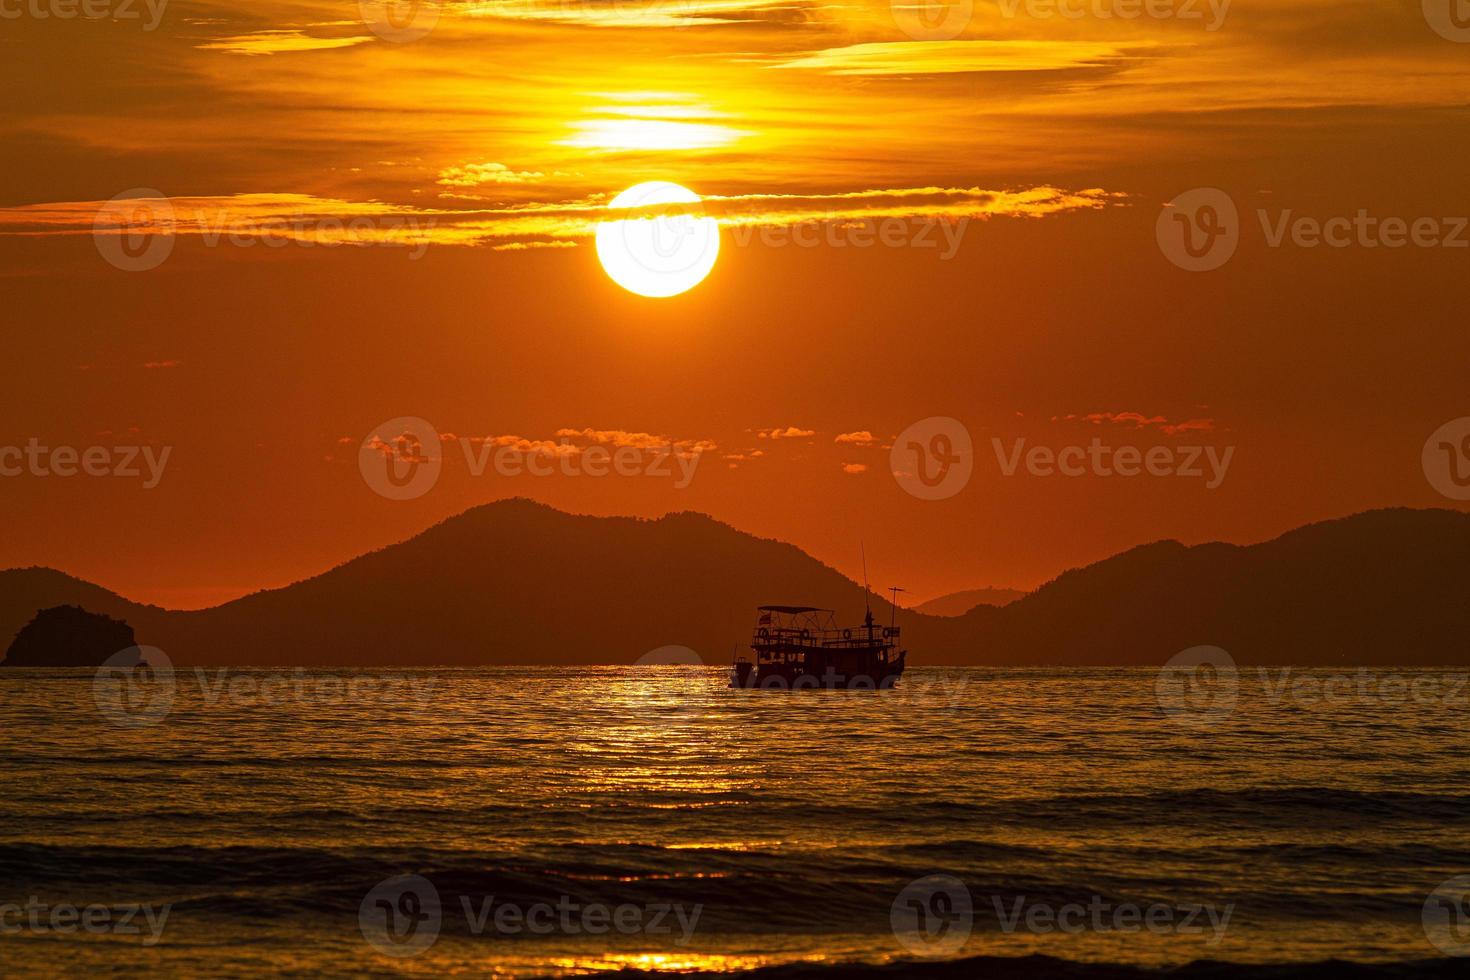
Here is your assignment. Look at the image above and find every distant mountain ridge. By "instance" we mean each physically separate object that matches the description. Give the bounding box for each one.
[1,501,1466,666]
[914,588,1027,617]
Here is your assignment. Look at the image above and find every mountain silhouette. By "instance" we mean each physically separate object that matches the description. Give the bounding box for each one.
[914,587,1027,616]
[0,500,1465,666]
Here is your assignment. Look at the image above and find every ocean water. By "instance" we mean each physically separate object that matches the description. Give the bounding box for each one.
[2,665,1469,977]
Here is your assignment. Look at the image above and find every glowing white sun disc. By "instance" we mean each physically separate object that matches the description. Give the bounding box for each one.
[595,181,719,298]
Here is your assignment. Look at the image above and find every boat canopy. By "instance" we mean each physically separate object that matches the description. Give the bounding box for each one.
[757,605,831,614]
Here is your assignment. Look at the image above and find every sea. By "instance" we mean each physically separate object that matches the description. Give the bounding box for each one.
[2,665,1469,977]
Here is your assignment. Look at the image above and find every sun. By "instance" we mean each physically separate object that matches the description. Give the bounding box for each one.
[595,182,720,298]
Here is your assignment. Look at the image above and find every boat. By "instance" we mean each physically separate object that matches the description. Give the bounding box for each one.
[730,598,907,690]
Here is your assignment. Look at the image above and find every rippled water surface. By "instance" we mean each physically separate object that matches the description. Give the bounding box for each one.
[2,666,1469,976]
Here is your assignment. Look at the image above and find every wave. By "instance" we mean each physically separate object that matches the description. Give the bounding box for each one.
[1,840,1458,931]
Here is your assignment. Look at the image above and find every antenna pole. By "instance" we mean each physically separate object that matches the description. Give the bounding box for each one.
[888,586,905,630]
[861,542,873,633]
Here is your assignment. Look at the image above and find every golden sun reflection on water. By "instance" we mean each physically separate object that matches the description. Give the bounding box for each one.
[551,951,819,974]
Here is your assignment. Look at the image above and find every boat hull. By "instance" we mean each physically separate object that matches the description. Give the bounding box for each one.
[731,650,905,690]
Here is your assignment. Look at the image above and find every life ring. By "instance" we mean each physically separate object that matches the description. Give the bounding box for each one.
[843,628,852,639]
[758,627,769,638]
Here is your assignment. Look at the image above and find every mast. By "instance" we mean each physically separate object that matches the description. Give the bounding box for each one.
[888,586,905,630]
[861,542,874,637]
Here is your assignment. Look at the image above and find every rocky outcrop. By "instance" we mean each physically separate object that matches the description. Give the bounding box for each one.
[1,605,138,667]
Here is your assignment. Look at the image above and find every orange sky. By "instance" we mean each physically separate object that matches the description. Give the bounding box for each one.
[1,0,1467,608]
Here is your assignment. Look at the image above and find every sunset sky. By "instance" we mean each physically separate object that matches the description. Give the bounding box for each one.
[2,0,1467,608]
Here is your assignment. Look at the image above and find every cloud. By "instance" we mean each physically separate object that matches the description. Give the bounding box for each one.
[835,430,875,445]
[142,360,183,369]
[773,40,1154,77]
[1052,412,1217,436]
[556,427,716,455]
[1161,418,1216,435]
[196,31,374,56]
[464,0,802,28]
[362,433,434,464]
[491,241,579,251]
[0,184,1123,253]
[757,426,816,440]
[437,163,545,188]
[841,463,868,474]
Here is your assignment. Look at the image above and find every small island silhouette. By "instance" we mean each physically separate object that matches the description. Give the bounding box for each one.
[1,605,138,668]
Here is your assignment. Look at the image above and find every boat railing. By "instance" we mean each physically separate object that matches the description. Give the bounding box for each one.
[752,625,900,649]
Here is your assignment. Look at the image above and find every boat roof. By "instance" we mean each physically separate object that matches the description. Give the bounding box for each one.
[758,605,832,614]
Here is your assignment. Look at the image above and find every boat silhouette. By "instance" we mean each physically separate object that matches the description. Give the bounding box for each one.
[730,600,907,690]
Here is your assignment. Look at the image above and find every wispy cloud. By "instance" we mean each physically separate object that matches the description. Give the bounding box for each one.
[196,30,374,56]
[1052,412,1217,436]
[0,184,1122,252]
[773,40,1154,77]
[464,0,803,28]
[437,163,546,188]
